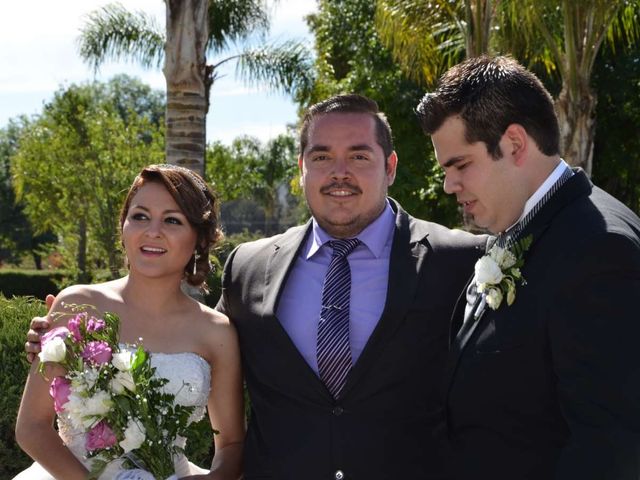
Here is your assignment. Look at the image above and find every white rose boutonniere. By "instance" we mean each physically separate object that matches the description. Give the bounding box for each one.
[475,235,532,312]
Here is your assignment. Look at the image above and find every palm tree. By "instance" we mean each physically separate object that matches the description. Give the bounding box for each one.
[375,0,640,175]
[375,0,498,85]
[503,0,640,174]
[79,0,313,176]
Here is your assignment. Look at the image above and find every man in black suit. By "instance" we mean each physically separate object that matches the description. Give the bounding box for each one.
[416,55,640,480]
[214,94,485,479]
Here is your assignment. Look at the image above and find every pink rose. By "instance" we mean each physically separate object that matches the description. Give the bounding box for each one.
[67,313,86,341]
[85,420,117,451]
[86,316,105,333]
[49,376,72,413]
[81,341,112,365]
[41,326,69,345]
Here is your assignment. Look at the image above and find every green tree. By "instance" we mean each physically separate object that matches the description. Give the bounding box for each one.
[78,1,314,175]
[207,133,301,234]
[302,0,459,225]
[11,79,164,281]
[374,0,640,175]
[0,119,55,268]
[376,0,498,85]
[591,41,640,214]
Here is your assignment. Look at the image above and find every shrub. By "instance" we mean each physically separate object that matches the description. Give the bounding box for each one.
[204,230,267,307]
[0,269,67,300]
[0,295,46,477]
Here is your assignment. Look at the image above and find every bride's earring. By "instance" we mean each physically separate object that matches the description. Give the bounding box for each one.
[192,250,199,276]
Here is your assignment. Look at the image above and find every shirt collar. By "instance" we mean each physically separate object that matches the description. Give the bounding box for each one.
[504,159,571,233]
[306,199,395,259]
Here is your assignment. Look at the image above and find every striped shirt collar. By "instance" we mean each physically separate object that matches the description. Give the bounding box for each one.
[503,159,572,235]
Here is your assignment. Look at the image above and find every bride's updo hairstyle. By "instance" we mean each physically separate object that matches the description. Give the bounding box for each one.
[119,164,222,290]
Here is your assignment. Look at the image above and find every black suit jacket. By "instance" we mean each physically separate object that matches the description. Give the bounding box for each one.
[446,170,640,480]
[217,199,486,480]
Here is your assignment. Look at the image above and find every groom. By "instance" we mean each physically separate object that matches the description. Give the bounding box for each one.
[416,55,640,480]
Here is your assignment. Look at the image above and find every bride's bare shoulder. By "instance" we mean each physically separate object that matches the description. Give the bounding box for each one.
[191,304,238,352]
[51,279,125,315]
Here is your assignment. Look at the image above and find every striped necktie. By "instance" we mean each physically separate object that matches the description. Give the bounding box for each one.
[317,238,360,399]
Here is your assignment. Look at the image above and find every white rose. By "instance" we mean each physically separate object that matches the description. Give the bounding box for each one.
[84,390,113,417]
[120,418,146,453]
[485,288,504,310]
[492,246,517,269]
[39,337,66,363]
[475,255,504,285]
[64,393,86,429]
[110,371,136,394]
[112,351,134,371]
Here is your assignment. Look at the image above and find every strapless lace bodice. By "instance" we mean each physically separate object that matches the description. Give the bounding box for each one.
[58,350,211,478]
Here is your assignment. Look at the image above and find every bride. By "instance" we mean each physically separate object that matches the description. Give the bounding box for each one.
[14,164,244,479]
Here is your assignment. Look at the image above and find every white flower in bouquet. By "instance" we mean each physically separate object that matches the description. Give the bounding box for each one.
[85,390,113,417]
[39,336,67,363]
[475,255,504,287]
[112,351,134,371]
[120,418,146,453]
[71,366,100,390]
[65,392,88,429]
[110,371,136,394]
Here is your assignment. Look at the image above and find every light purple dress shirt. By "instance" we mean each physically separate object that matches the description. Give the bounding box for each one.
[276,201,395,374]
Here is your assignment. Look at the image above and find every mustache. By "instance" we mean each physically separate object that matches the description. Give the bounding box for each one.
[320,182,362,195]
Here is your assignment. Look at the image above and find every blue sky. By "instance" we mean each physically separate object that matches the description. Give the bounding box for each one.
[0,0,316,145]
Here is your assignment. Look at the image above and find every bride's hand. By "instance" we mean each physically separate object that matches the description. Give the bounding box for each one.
[25,294,55,363]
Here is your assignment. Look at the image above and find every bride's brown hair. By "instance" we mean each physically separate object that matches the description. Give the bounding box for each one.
[119,164,222,290]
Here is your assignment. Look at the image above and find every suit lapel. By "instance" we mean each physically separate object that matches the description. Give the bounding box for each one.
[444,169,593,396]
[262,222,310,318]
[258,222,334,398]
[516,168,592,250]
[444,256,489,389]
[341,201,429,397]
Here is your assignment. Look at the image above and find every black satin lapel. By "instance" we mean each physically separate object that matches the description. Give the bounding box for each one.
[518,169,592,249]
[262,223,310,318]
[449,273,475,344]
[341,205,427,398]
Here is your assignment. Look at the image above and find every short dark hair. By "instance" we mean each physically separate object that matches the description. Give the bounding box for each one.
[120,164,222,290]
[416,55,560,158]
[299,94,394,159]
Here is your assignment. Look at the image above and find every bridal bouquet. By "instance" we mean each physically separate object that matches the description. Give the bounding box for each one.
[38,304,195,480]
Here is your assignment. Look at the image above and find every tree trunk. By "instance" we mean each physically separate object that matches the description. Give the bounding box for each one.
[77,217,90,283]
[466,0,495,57]
[164,0,209,176]
[555,83,596,176]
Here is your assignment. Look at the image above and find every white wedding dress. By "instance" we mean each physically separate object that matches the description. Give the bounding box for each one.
[14,351,211,480]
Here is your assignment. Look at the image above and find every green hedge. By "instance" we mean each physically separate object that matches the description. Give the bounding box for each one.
[0,295,214,476]
[0,270,66,300]
[0,295,45,477]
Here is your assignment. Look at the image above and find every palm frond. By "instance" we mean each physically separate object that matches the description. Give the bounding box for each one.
[376,0,467,86]
[233,40,315,96]
[78,2,165,70]
[207,0,271,53]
